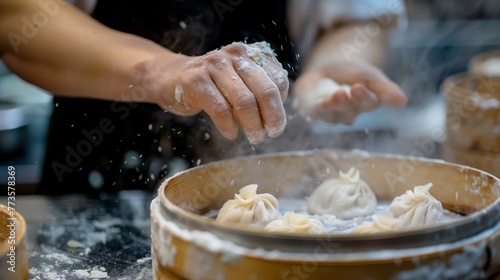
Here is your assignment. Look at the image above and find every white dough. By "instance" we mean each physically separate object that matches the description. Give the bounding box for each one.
[387,183,444,229]
[352,211,400,234]
[216,184,280,227]
[307,167,377,219]
[264,212,326,234]
[295,78,352,116]
[313,78,351,99]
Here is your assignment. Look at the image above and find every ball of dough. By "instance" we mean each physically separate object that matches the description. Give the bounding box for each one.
[312,78,351,99]
[264,212,326,234]
[216,184,280,227]
[298,78,352,115]
[387,183,444,229]
[307,167,377,219]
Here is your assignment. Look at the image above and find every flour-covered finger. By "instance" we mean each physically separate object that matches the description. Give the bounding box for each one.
[207,57,266,144]
[231,58,285,138]
[248,42,290,101]
[187,82,239,140]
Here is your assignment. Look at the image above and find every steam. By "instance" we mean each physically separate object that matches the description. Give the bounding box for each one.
[154,2,500,171]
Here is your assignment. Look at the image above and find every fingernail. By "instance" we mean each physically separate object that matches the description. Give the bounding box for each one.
[265,118,287,138]
[336,92,346,102]
[221,130,237,140]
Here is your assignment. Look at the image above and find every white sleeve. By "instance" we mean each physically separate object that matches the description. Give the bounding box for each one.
[317,0,406,30]
[288,0,407,54]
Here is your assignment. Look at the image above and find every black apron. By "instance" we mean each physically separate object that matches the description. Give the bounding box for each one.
[40,0,299,195]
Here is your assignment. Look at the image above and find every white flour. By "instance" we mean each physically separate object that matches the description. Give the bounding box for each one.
[72,267,109,279]
[174,85,183,105]
[478,57,500,76]
[40,252,79,265]
[471,94,500,109]
[30,266,109,280]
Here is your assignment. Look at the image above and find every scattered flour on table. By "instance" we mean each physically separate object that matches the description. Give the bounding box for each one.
[136,256,152,264]
[29,266,67,280]
[41,252,79,265]
[72,267,108,279]
[31,266,109,280]
[67,239,87,249]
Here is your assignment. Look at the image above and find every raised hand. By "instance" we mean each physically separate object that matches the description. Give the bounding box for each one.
[293,59,407,124]
[149,42,289,144]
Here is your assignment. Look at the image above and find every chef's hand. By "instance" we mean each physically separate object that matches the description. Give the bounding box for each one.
[293,59,407,124]
[148,42,289,144]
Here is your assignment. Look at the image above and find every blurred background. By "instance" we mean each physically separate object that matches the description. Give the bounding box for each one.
[311,0,500,139]
[1,0,500,194]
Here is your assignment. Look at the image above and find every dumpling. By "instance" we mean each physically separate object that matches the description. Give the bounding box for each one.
[264,212,326,234]
[307,167,377,219]
[216,184,280,227]
[352,211,400,234]
[387,183,444,229]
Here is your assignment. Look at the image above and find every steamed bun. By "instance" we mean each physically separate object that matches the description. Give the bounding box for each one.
[352,211,400,234]
[264,212,326,234]
[216,184,280,227]
[307,167,377,219]
[387,183,444,229]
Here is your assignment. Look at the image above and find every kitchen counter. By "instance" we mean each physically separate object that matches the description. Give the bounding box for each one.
[6,190,155,280]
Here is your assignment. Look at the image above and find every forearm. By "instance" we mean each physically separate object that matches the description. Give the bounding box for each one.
[0,0,291,143]
[0,0,179,103]
[303,21,388,72]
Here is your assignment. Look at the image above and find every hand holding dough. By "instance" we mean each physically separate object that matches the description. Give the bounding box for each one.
[292,60,407,124]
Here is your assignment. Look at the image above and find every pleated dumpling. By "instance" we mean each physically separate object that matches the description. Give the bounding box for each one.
[307,167,377,219]
[264,212,326,234]
[387,183,444,229]
[351,211,400,234]
[216,184,280,227]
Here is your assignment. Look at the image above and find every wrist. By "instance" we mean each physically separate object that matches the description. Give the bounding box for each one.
[132,53,201,116]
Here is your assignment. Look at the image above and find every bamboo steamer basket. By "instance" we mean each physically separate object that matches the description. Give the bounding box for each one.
[0,204,28,280]
[151,150,500,280]
[441,72,500,127]
[441,141,500,179]
[442,72,500,155]
[445,117,500,153]
[469,49,500,98]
